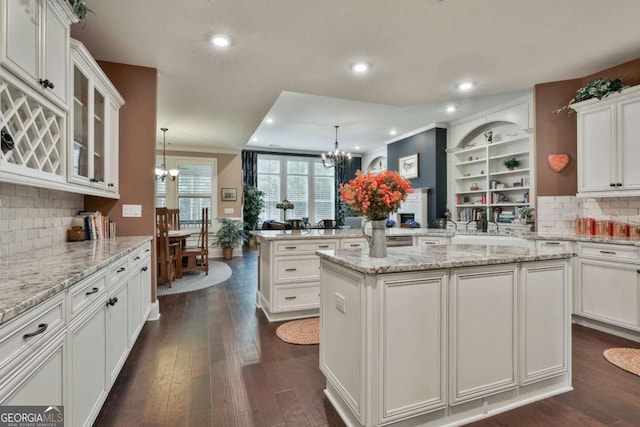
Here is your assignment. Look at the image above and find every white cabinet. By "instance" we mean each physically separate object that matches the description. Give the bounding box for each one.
[258,238,337,321]
[572,85,640,196]
[450,264,518,404]
[0,0,75,109]
[106,278,129,387]
[69,300,107,427]
[69,39,124,197]
[577,243,640,330]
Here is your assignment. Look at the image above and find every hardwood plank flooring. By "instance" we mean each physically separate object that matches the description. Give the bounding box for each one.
[95,249,640,426]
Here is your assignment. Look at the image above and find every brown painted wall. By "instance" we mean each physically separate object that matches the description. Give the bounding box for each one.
[165,150,243,218]
[84,62,158,300]
[535,57,640,196]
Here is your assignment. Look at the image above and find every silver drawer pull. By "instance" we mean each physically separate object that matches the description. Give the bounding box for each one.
[285,268,297,272]
[85,287,99,296]
[23,323,48,339]
[600,250,616,255]
[424,242,436,245]
[349,244,360,247]
[318,245,330,248]
[117,267,126,273]
[285,246,297,250]
[285,296,297,300]
[545,242,561,245]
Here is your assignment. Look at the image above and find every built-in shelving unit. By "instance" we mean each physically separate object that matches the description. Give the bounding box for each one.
[449,127,533,224]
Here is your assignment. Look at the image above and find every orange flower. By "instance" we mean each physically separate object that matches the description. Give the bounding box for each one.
[339,170,414,220]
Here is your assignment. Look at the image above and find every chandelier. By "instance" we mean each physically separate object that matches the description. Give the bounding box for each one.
[155,127,179,181]
[322,125,351,168]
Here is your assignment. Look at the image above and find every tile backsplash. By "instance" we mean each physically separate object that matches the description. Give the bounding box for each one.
[537,195,640,234]
[0,183,83,256]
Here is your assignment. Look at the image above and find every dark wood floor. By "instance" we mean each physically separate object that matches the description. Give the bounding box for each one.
[95,249,640,427]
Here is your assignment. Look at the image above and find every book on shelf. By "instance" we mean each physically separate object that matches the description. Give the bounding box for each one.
[74,210,116,240]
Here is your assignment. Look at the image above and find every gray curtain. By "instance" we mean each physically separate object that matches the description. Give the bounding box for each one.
[242,150,258,187]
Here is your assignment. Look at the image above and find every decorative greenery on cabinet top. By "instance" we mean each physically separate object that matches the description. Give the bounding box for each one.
[555,76,629,115]
[68,0,93,22]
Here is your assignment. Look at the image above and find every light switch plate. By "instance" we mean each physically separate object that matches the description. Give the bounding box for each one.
[335,293,346,314]
[224,208,234,214]
[122,204,142,217]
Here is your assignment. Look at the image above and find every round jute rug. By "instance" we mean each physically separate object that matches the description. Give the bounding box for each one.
[603,348,640,377]
[276,317,319,345]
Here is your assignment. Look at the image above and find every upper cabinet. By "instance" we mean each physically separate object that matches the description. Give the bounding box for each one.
[0,0,76,110]
[572,85,640,197]
[69,39,124,196]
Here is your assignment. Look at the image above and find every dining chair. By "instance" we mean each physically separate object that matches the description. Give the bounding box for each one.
[182,207,209,275]
[156,207,178,287]
[167,208,180,230]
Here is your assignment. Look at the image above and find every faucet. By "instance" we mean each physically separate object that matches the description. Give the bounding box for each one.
[491,219,500,232]
[447,219,457,230]
[465,219,475,231]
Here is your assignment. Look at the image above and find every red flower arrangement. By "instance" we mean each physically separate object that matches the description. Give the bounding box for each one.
[339,170,414,220]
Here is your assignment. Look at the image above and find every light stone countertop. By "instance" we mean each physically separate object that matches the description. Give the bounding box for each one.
[251,228,453,241]
[252,227,640,246]
[317,244,575,275]
[0,236,152,326]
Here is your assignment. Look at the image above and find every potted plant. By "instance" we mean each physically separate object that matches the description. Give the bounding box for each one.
[517,206,535,223]
[555,76,628,115]
[242,185,265,247]
[503,158,520,170]
[67,0,93,23]
[212,218,244,260]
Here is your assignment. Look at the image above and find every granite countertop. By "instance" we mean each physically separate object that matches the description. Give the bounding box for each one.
[0,236,152,326]
[317,244,575,275]
[251,228,454,241]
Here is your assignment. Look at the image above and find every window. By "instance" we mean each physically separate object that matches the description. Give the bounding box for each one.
[155,156,217,227]
[257,154,334,224]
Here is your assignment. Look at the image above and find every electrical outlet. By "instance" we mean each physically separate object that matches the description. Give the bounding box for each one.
[335,293,346,314]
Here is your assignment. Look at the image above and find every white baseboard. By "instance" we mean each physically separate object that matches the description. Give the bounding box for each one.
[147,300,161,321]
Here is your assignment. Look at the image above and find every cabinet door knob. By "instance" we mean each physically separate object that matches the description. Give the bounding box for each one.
[107,297,118,306]
[616,183,623,187]
[609,183,616,187]
[108,183,114,187]
[142,266,148,272]
[23,323,48,339]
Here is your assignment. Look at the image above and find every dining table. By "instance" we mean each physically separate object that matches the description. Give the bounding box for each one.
[167,229,197,278]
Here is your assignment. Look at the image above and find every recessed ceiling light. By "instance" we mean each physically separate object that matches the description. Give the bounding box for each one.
[458,82,474,91]
[265,117,274,124]
[354,145,360,150]
[446,105,457,113]
[389,129,397,136]
[351,62,370,74]
[252,137,258,142]
[211,35,230,48]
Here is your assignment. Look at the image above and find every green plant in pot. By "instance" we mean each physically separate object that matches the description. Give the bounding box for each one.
[503,158,520,170]
[517,206,535,223]
[67,0,93,23]
[243,186,265,247]
[212,218,244,260]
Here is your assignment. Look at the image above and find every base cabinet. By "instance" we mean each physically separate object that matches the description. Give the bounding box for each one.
[70,302,107,427]
[320,258,571,427]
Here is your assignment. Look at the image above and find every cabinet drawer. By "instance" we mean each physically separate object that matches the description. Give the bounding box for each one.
[109,257,129,284]
[536,240,572,251]
[274,240,337,254]
[130,244,150,266]
[341,238,368,249]
[579,243,639,261]
[274,285,320,311]
[69,270,107,318]
[275,256,320,283]
[0,293,64,372]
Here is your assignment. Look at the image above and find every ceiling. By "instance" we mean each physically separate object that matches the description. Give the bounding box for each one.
[71,0,640,155]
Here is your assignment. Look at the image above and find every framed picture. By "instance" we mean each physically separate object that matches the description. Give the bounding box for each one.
[398,154,419,179]
[221,188,237,201]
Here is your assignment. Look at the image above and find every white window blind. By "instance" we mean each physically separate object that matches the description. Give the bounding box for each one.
[257,158,281,221]
[177,164,212,227]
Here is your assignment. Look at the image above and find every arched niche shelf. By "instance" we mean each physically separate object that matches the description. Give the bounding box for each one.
[366,156,387,174]
[457,120,524,149]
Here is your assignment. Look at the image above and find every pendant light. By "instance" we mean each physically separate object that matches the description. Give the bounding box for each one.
[322,125,352,168]
[155,127,179,181]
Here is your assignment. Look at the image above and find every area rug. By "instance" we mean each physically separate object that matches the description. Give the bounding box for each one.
[603,348,640,377]
[276,317,319,345]
[157,261,232,296]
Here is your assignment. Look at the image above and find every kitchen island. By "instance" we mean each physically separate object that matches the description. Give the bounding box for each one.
[252,228,452,321]
[317,244,574,427]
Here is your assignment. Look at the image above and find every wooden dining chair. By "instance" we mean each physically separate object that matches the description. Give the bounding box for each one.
[167,208,180,230]
[156,207,178,287]
[182,207,209,275]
